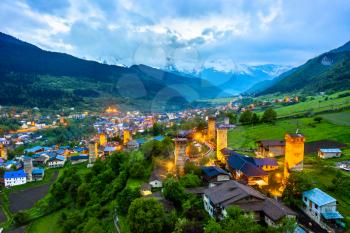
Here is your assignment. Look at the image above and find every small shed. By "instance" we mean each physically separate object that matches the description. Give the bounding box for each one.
[318,148,342,159]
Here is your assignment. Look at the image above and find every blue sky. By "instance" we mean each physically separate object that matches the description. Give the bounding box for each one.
[1,0,350,71]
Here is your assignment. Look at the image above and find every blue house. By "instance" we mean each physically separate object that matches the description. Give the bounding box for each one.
[32,168,45,181]
[302,188,343,228]
[4,170,27,187]
[24,146,44,154]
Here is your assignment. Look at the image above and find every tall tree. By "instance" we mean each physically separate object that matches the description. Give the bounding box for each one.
[163,177,185,208]
[261,108,277,123]
[239,110,253,125]
[128,198,165,233]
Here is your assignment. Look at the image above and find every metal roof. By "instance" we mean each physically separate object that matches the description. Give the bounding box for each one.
[227,154,267,177]
[201,166,229,177]
[321,211,343,220]
[319,148,342,153]
[303,188,336,206]
[4,170,26,179]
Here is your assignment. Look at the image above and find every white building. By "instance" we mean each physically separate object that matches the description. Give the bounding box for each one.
[318,148,342,159]
[302,188,343,229]
[4,170,27,187]
[48,155,66,168]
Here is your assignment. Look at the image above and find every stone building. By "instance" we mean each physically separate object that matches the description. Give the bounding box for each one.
[216,126,228,162]
[123,129,132,145]
[88,140,98,163]
[284,133,305,177]
[207,117,216,142]
[174,138,188,176]
[0,144,7,160]
[99,133,107,147]
[23,157,33,182]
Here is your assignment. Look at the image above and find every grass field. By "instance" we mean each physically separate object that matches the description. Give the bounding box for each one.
[320,110,350,126]
[228,117,350,149]
[270,92,350,118]
[25,209,63,233]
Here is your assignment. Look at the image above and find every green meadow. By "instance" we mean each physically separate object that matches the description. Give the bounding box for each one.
[228,116,350,149]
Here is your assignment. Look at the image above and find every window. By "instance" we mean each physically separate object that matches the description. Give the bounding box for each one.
[315,204,318,209]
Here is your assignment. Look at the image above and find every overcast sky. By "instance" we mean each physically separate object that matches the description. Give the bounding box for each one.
[1,0,350,71]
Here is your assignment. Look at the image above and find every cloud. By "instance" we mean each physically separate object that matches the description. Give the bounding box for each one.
[0,0,349,70]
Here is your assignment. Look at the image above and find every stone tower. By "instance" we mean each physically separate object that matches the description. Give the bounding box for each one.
[123,129,132,145]
[174,138,187,176]
[207,117,216,142]
[88,140,98,163]
[99,133,107,146]
[23,157,33,182]
[0,144,7,160]
[216,126,228,162]
[284,133,305,177]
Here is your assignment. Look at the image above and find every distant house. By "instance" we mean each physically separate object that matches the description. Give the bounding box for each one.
[256,140,285,157]
[70,155,89,164]
[24,146,44,154]
[48,155,66,168]
[104,146,117,156]
[32,168,45,181]
[318,149,342,159]
[140,183,152,196]
[126,140,139,150]
[203,180,296,225]
[201,166,230,187]
[302,188,343,229]
[149,166,167,189]
[4,170,27,187]
[33,154,50,166]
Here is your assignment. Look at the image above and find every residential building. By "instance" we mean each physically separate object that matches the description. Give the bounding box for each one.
[48,155,66,168]
[70,155,89,164]
[256,140,285,157]
[201,166,230,187]
[203,180,296,225]
[104,146,117,156]
[32,168,45,181]
[318,148,342,159]
[4,170,27,187]
[140,183,152,196]
[222,149,277,186]
[302,188,343,229]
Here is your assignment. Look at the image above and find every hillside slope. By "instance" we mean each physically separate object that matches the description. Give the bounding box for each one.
[259,41,350,95]
[0,32,222,111]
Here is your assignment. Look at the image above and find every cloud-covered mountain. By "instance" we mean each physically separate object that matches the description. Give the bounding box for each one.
[165,61,292,95]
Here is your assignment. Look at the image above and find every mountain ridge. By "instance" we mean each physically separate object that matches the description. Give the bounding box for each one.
[0,32,223,111]
[257,40,350,95]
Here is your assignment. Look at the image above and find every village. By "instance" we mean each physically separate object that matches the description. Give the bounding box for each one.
[0,102,349,233]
